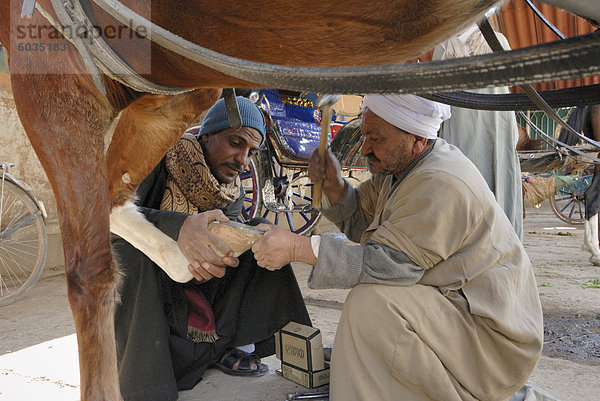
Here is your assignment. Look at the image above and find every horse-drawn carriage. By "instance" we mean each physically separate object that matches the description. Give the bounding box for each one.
[520,143,596,224]
[184,89,367,235]
[519,104,600,224]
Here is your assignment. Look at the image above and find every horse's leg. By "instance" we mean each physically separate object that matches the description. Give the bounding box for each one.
[10,73,121,400]
[584,215,600,265]
[106,89,221,282]
[585,106,600,265]
[583,167,600,265]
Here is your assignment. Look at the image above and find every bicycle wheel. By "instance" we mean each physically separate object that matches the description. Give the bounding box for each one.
[0,180,47,306]
[550,174,591,225]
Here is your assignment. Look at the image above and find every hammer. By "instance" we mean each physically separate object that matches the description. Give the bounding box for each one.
[286,390,329,400]
[312,94,340,209]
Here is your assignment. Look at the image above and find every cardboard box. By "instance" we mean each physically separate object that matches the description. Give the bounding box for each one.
[275,321,324,371]
[280,362,330,388]
[275,322,329,387]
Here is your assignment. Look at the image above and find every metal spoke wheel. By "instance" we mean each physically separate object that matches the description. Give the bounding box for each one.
[239,154,320,234]
[0,180,47,306]
[550,174,592,225]
[239,157,262,222]
[258,156,321,235]
[239,153,370,235]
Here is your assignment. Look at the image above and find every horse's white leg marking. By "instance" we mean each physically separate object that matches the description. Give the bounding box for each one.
[584,214,600,265]
[110,201,193,282]
[582,219,591,252]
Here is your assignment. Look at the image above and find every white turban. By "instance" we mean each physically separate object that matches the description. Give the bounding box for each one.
[361,94,451,140]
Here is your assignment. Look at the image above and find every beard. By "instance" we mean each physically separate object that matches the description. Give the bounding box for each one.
[214,162,243,184]
[365,143,412,176]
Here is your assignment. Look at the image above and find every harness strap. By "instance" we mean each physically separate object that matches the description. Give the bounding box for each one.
[477,17,600,165]
[21,0,36,17]
[423,84,600,111]
[68,0,192,95]
[35,0,192,95]
[48,0,106,95]
[524,0,567,40]
[29,0,600,97]
[91,0,600,94]
[478,18,600,155]
[223,88,243,130]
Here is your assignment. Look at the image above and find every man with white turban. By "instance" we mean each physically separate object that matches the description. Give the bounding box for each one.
[252,94,543,401]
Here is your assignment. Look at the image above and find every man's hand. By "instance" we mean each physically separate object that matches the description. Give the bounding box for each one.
[308,148,345,207]
[177,210,239,281]
[252,224,317,270]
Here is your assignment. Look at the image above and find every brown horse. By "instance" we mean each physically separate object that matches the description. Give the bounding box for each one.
[1,0,501,399]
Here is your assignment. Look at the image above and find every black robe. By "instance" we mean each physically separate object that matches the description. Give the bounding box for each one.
[112,159,311,401]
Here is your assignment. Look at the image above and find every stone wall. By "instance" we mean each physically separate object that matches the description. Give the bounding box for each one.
[0,89,59,231]
[1,61,64,269]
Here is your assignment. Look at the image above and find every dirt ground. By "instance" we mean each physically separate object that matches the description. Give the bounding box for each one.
[503,203,600,400]
[0,201,599,400]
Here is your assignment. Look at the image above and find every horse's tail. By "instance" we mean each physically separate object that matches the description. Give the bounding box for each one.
[558,106,591,145]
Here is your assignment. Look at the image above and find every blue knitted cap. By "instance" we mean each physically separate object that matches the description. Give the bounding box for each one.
[198,96,266,146]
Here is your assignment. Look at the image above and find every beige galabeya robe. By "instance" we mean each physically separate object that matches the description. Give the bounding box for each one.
[329,139,543,401]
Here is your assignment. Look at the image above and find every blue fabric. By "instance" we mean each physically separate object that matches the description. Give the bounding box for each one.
[262,89,317,123]
[261,89,327,159]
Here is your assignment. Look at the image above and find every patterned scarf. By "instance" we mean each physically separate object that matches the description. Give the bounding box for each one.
[160,133,241,343]
[161,133,241,213]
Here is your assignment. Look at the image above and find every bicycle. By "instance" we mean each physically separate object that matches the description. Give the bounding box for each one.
[0,162,48,306]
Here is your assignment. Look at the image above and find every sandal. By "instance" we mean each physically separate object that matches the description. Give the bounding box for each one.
[213,348,269,377]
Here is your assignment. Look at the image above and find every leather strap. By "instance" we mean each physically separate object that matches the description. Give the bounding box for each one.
[91,0,600,94]
[476,18,600,164]
[423,84,600,111]
[478,17,600,150]
[48,0,106,95]
[36,0,192,95]
[525,0,567,40]
[223,89,243,129]
[32,0,600,99]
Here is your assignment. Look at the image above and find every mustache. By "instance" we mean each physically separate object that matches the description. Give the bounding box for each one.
[224,162,244,174]
[366,153,379,163]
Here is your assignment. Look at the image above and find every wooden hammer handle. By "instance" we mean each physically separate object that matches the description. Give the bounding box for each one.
[312,105,333,209]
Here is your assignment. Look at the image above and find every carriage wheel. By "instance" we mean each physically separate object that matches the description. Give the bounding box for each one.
[258,156,321,235]
[240,154,369,235]
[550,174,592,225]
[239,155,320,235]
[238,157,261,222]
[0,180,47,306]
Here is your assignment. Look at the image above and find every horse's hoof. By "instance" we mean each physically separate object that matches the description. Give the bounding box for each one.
[589,256,600,266]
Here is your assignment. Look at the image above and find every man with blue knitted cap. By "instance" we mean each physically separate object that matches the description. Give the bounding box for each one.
[112,95,310,401]
[252,94,543,401]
